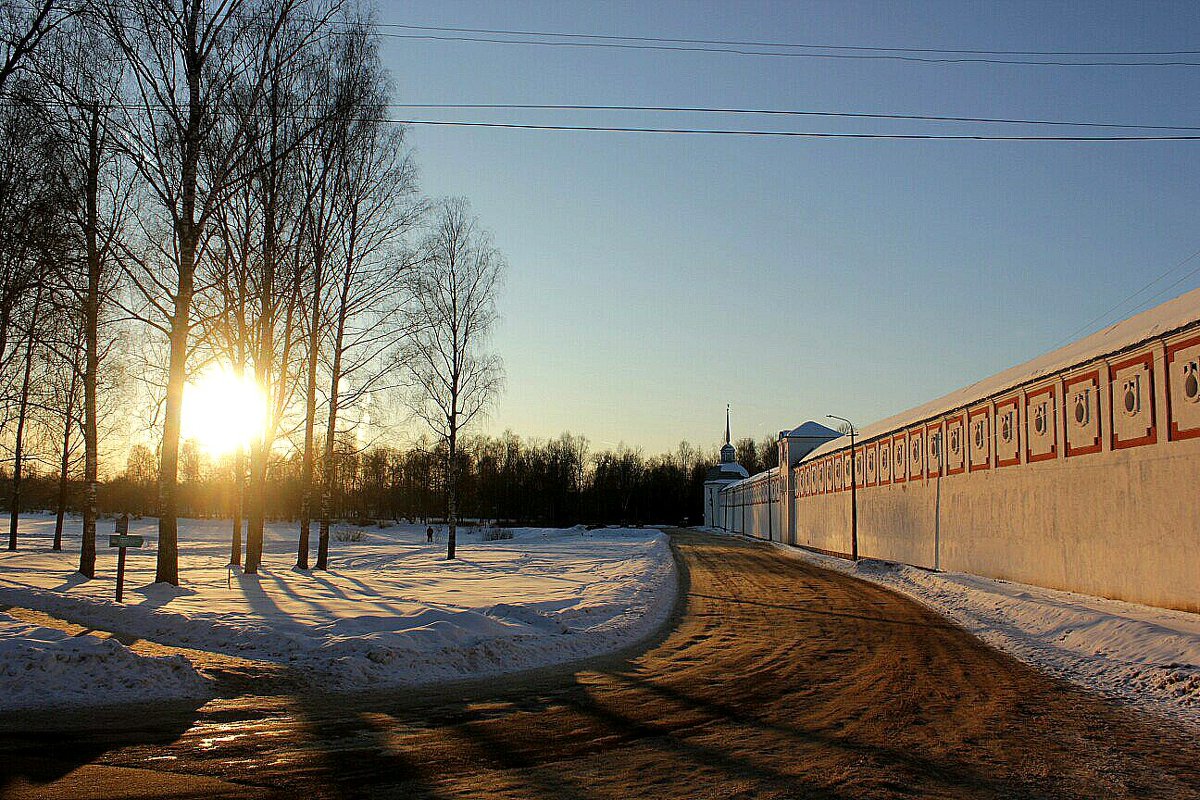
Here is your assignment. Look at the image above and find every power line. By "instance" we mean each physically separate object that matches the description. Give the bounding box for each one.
[388,104,1200,132]
[378,23,1200,58]
[11,95,1200,139]
[63,4,1200,59]
[1136,261,1200,311]
[19,2,1200,67]
[16,94,1200,136]
[1053,246,1200,346]
[390,119,1200,140]
[377,32,1200,68]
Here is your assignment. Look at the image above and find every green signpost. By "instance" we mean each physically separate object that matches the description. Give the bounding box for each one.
[109,514,142,602]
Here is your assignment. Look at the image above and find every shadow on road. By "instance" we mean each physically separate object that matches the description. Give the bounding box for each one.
[0,699,207,796]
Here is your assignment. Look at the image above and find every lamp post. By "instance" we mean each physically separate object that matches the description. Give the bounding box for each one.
[826,414,858,562]
[933,430,943,571]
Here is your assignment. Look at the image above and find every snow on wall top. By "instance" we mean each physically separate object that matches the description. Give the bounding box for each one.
[803,286,1200,462]
[722,466,778,492]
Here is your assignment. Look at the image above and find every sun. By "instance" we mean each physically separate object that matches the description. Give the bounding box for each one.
[181,364,267,457]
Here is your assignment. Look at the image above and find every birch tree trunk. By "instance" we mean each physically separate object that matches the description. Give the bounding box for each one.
[53,351,80,551]
[79,104,101,578]
[8,284,42,550]
[297,251,323,570]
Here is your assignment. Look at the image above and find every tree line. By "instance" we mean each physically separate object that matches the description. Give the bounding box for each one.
[0,0,502,578]
[1,433,781,528]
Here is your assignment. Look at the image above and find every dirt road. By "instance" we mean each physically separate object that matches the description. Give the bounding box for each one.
[4,529,1198,799]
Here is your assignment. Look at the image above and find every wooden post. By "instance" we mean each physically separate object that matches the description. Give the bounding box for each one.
[116,545,127,603]
[110,514,141,603]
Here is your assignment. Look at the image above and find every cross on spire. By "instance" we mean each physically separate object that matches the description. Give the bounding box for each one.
[725,403,731,445]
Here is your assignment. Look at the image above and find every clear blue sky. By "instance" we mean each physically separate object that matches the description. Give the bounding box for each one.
[377,1,1200,453]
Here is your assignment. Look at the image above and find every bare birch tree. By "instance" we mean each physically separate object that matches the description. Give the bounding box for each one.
[34,6,129,576]
[0,0,78,93]
[99,0,319,584]
[402,198,504,560]
[0,83,61,416]
[313,114,421,570]
[7,281,44,549]
[234,12,312,576]
[293,12,374,570]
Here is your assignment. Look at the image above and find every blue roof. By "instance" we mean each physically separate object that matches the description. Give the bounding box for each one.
[785,421,840,439]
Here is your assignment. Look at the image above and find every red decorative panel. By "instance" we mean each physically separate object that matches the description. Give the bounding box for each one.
[968,406,991,472]
[864,442,878,488]
[891,434,907,483]
[907,427,925,481]
[925,421,943,478]
[1166,334,1200,441]
[994,396,1021,468]
[1025,384,1057,463]
[853,447,864,488]
[878,438,892,485]
[1063,370,1102,457]
[1109,352,1156,449]
[944,414,966,475]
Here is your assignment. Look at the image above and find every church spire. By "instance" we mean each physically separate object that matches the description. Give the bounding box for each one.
[720,405,736,464]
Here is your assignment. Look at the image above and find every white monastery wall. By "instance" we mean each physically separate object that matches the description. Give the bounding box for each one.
[716,289,1200,612]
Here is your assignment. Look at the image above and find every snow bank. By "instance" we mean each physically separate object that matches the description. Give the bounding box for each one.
[0,516,676,704]
[769,539,1200,727]
[0,611,209,710]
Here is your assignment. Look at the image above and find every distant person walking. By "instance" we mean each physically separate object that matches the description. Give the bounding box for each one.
[426,525,434,544]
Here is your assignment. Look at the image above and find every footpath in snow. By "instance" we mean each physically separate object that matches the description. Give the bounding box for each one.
[754,535,1200,728]
[0,515,676,712]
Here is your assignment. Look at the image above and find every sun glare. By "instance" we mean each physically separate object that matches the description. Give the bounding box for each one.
[181,364,267,457]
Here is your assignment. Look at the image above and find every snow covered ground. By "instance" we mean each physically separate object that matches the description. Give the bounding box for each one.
[0,610,208,711]
[0,515,676,711]
[758,536,1200,728]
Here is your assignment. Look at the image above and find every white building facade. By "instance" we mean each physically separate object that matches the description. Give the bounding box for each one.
[707,288,1200,612]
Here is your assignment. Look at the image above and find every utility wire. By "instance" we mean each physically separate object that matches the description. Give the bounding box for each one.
[390,119,1200,140]
[389,104,1200,132]
[1134,261,1200,311]
[377,32,1200,67]
[18,2,1200,66]
[378,23,1200,58]
[64,4,1198,59]
[1053,246,1200,346]
[14,95,1200,136]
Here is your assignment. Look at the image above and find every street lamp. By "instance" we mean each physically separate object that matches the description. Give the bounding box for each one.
[826,414,858,562]
[932,429,943,571]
